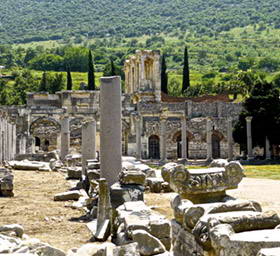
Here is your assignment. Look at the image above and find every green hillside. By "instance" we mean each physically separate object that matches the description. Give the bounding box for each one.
[1,0,280,43]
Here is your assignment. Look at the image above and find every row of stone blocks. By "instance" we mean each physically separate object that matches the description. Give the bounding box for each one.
[162,162,280,256]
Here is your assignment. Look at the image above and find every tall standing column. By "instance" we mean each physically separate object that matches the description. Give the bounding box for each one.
[160,116,167,161]
[246,116,253,159]
[265,136,271,160]
[227,118,233,160]
[135,115,142,160]
[206,117,213,160]
[60,115,70,160]
[181,116,187,159]
[100,76,122,186]
[82,119,96,175]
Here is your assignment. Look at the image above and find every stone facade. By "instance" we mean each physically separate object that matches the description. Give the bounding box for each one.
[1,50,243,161]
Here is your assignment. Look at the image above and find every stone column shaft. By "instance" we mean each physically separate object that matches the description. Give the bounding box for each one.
[100,76,122,186]
[82,119,96,174]
[135,116,142,160]
[246,116,253,159]
[60,116,70,160]
[265,136,271,160]
[206,118,213,160]
[227,119,233,160]
[181,117,187,159]
[160,118,167,161]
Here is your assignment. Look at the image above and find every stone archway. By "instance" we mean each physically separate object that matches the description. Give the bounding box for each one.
[149,135,160,159]
[30,117,61,151]
[173,131,194,159]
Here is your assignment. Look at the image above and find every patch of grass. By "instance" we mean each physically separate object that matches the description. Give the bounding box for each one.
[244,165,280,180]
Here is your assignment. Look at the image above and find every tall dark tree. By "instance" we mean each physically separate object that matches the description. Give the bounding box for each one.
[110,58,116,76]
[39,71,47,92]
[233,80,280,155]
[66,66,72,90]
[182,46,190,93]
[161,54,168,94]
[88,50,95,90]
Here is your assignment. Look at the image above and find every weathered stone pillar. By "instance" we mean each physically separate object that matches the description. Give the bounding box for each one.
[265,136,271,160]
[246,116,253,159]
[0,118,2,163]
[206,117,213,160]
[160,116,167,161]
[100,76,122,186]
[82,119,96,175]
[135,115,142,160]
[60,116,70,160]
[227,118,233,160]
[181,116,187,159]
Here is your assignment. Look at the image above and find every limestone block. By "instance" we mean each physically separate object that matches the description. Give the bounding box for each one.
[112,242,140,256]
[193,210,280,250]
[0,224,24,238]
[149,219,171,250]
[119,170,146,185]
[146,177,172,193]
[258,248,280,256]
[161,162,179,183]
[0,234,21,253]
[54,190,82,201]
[87,170,100,181]
[67,167,82,179]
[74,242,115,256]
[110,182,144,208]
[210,224,280,256]
[131,230,166,256]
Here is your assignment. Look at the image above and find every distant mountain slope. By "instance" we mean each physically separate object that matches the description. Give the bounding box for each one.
[1,0,280,43]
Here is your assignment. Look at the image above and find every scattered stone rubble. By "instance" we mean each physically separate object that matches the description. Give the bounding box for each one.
[165,161,280,256]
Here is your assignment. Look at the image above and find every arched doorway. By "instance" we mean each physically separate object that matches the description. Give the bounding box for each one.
[176,134,182,158]
[149,135,160,159]
[35,137,41,147]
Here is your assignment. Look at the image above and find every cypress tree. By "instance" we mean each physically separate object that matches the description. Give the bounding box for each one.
[110,58,116,76]
[182,46,190,93]
[66,66,72,91]
[88,50,95,90]
[39,71,47,92]
[161,54,168,94]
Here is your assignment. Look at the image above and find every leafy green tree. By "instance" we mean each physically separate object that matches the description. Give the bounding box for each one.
[88,50,95,90]
[28,54,63,71]
[233,81,280,154]
[66,67,72,91]
[103,58,118,77]
[182,46,190,93]
[161,54,168,94]
[49,73,64,93]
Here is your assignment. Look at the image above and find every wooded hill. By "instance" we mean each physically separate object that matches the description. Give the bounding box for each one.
[1,0,280,43]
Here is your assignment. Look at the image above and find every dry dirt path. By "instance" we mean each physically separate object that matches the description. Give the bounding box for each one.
[145,177,280,219]
[0,170,90,252]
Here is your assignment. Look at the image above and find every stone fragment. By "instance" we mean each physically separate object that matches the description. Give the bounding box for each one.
[74,242,115,256]
[146,177,172,193]
[161,162,179,183]
[110,182,144,208]
[67,167,82,179]
[87,170,100,181]
[94,179,112,241]
[0,168,14,197]
[0,224,24,238]
[112,243,140,256]
[131,230,166,256]
[54,190,82,201]
[209,159,229,167]
[119,170,146,185]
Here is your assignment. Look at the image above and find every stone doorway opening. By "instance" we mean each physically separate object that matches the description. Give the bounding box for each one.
[212,131,223,159]
[149,135,160,159]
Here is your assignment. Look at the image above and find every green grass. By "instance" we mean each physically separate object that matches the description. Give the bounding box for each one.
[243,165,280,180]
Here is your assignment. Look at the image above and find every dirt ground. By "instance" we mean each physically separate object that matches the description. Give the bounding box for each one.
[0,170,91,252]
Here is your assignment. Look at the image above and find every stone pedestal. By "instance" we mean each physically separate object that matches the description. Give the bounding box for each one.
[60,116,70,160]
[82,119,96,175]
[100,76,122,186]
[160,117,167,162]
[246,116,253,159]
[181,117,187,159]
[206,118,213,161]
[227,118,233,160]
